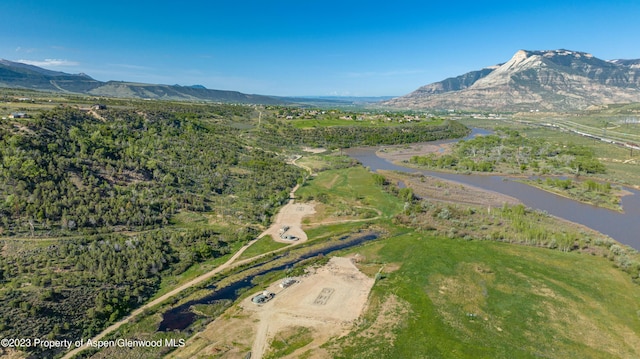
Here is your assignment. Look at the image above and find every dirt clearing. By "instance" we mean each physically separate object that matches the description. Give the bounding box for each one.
[302,146,327,154]
[377,142,453,162]
[169,256,375,359]
[260,198,315,243]
[247,256,374,358]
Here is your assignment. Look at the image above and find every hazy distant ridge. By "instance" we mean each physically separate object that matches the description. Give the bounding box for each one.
[0,59,285,104]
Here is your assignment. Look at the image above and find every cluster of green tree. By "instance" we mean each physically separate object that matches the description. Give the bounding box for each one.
[521,177,619,211]
[258,118,469,148]
[544,177,574,190]
[0,225,257,357]
[409,154,495,172]
[583,179,612,193]
[0,105,303,236]
[540,177,612,193]
[409,129,606,175]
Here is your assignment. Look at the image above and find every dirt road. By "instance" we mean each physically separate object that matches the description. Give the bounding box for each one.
[63,153,324,358]
[61,237,260,359]
[63,180,315,359]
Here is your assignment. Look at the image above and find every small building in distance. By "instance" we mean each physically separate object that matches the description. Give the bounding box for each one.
[92,104,107,110]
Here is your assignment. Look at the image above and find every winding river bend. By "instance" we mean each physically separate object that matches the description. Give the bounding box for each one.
[345,129,640,250]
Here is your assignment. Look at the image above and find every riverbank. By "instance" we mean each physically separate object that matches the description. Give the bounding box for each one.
[378,170,520,207]
[517,178,627,212]
[346,139,640,250]
[383,170,619,250]
[376,141,627,214]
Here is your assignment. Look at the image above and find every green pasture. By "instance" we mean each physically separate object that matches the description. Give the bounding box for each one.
[332,232,640,358]
[289,117,444,129]
[296,166,404,218]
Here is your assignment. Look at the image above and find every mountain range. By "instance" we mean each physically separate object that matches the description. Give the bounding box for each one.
[4,50,640,111]
[0,59,286,104]
[384,49,640,111]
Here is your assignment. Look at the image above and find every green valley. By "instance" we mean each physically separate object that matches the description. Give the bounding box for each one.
[1,89,640,359]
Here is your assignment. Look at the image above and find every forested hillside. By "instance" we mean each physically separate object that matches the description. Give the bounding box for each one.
[0,105,302,236]
[0,102,306,357]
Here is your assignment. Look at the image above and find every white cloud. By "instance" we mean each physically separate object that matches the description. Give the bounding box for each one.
[17,59,80,67]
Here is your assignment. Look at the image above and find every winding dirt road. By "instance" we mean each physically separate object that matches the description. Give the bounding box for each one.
[63,155,315,359]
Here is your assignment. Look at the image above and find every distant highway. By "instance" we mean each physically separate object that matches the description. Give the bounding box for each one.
[513,118,640,152]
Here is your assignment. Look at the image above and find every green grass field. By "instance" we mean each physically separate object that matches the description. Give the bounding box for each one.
[522,127,640,187]
[292,164,640,358]
[237,235,290,260]
[331,232,640,358]
[296,166,403,218]
[289,117,444,129]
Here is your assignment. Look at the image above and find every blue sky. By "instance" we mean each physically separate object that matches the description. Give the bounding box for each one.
[1,0,639,96]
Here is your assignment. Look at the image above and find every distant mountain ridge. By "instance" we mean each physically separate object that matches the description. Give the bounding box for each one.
[0,59,285,104]
[385,49,640,111]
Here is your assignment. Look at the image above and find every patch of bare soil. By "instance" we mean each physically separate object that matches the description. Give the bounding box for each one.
[356,294,410,343]
[379,170,520,207]
[167,305,256,359]
[67,172,86,190]
[248,257,374,359]
[302,146,327,154]
[169,257,374,359]
[323,174,340,189]
[260,198,316,244]
[377,142,453,163]
[88,110,106,122]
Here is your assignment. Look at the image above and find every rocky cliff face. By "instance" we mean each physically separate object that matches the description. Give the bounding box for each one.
[385,49,640,111]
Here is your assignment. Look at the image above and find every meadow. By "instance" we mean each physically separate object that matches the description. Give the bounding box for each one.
[330,232,640,358]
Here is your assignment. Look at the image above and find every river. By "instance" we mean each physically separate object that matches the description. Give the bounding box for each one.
[345,128,640,250]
